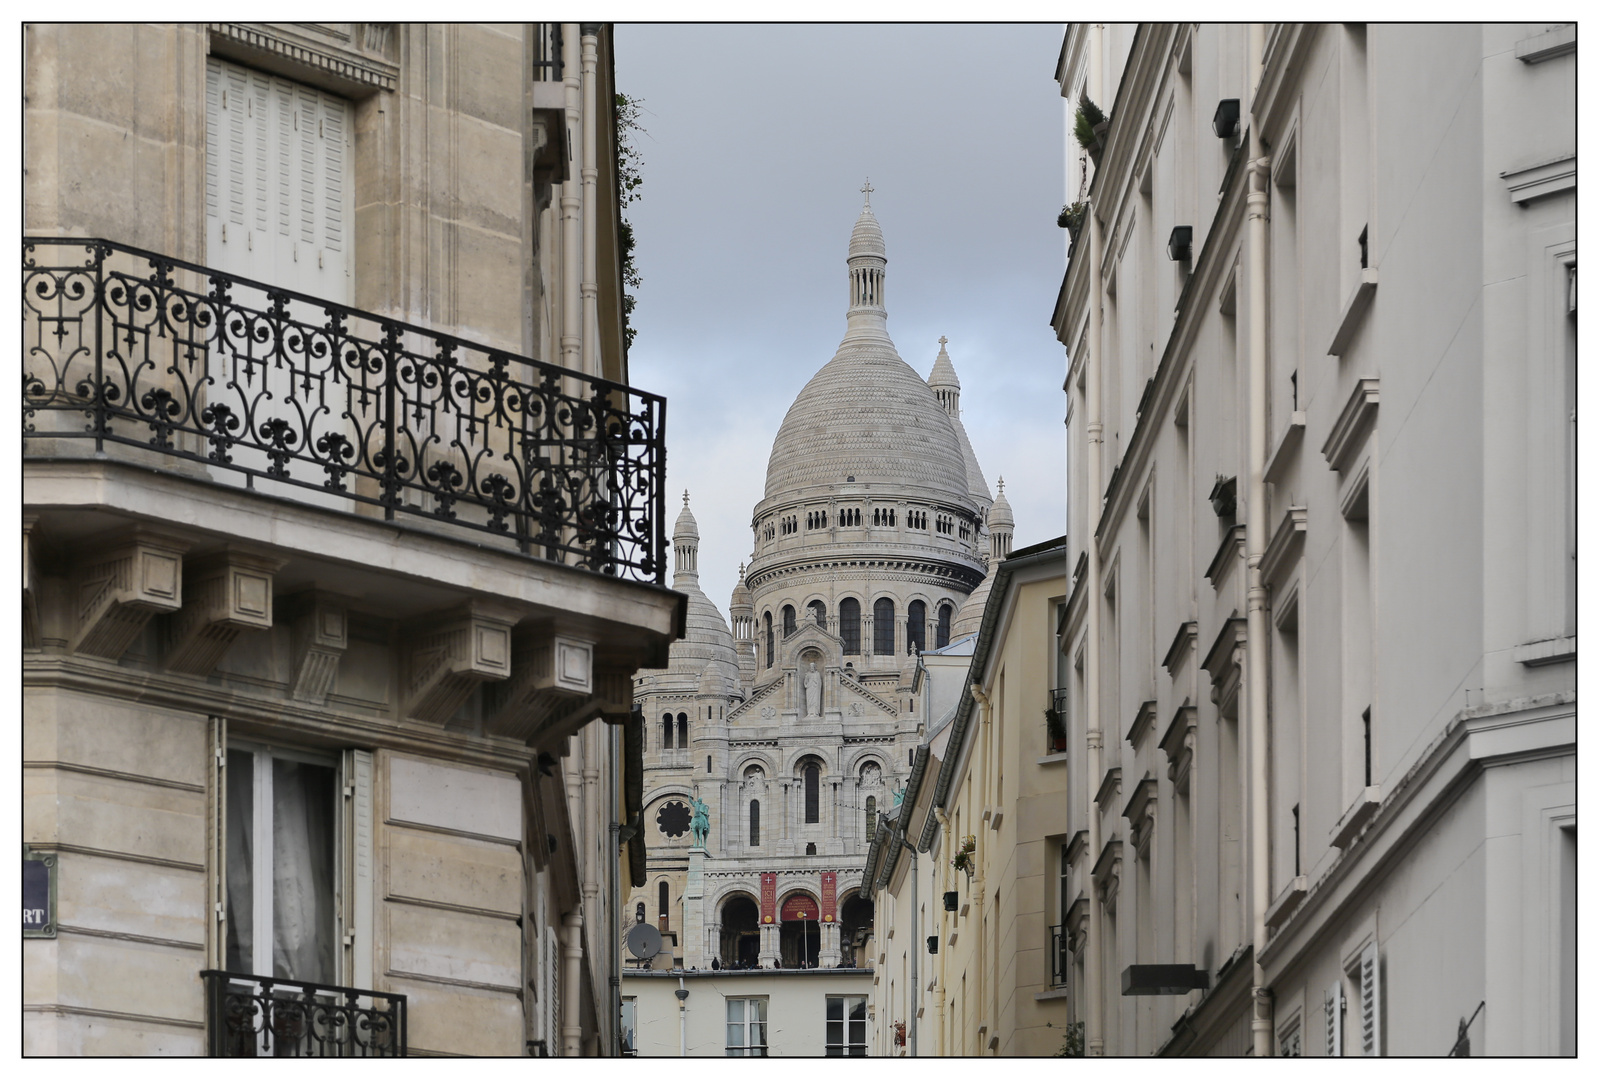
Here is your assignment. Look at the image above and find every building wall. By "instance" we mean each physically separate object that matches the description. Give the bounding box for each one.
[1055,21,1574,1057]
[623,970,875,1056]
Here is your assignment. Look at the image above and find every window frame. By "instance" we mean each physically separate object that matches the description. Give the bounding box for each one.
[725,996,769,1056]
[824,994,869,1056]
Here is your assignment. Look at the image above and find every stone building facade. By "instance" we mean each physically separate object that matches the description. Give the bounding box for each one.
[23,23,678,1057]
[627,198,1007,979]
[1054,22,1574,1057]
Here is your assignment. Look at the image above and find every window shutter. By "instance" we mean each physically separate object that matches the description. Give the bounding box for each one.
[1325,981,1343,1056]
[342,748,374,991]
[1359,942,1381,1056]
[208,715,228,969]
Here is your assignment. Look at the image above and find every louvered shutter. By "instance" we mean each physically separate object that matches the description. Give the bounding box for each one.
[1359,943,1382,1056]
[1325,981,1343,1056]
[341,749,375,991]
[208,716,229,969]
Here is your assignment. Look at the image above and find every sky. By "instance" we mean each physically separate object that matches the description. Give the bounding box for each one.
[615,24,1069,612]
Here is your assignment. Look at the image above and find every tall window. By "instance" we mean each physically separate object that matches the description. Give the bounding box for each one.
[839,598,861,655]
[907,599,926,654]
[936,602,952,649]
[873,598,895,655]
[808,599,827,629]
[726,998,769,1056]
[764,612,773,668]
[864,795,876,840]
[825,995,868,1056]
[804,764,820,823]
[678,713,689,748]
[225,745,338,983]
[750,800,761,847]
[783,605,797,638]
[661,713,673,750]
[658,881,670,930]
[621,998,638,1056]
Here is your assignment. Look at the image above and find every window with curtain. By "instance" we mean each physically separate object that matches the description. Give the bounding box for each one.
[804,764,820,823]
[764,612,773,668]
[937,603,953,649]
[907,600,926,654]
[782,605,796,638]
[839,598,861,655]
[873,598,895,655]
[726,998,768,1056]
[225,745,337,983]
[750,800,761,846]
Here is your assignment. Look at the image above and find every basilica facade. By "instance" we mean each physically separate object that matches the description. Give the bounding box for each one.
[627,196,1009,974]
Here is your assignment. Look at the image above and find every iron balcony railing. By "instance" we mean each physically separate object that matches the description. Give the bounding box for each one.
[23,237,666,583]
[1048,924,1069,988]
[202,970,406,1057]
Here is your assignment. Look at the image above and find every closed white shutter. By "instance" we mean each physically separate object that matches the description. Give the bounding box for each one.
[1325,981,1343,1057]
[1359,942,1382,1056]
[342,749,375,991]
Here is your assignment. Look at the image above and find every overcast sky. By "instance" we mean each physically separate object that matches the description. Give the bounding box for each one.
[615,24,1068,611]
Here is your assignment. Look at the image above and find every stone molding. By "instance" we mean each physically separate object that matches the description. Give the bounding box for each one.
[1321,378,1380,471]
[207,23,399,94]
[404,603,517,725]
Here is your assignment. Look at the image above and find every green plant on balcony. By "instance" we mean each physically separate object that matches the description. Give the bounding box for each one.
[1045,706,1067,753]
[951,834,977,881]
[1073,95,1109,163]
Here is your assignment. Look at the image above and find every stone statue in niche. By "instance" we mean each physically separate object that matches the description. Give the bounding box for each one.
[803,661,823,718]
[860,762,882,786]
[690,796,710,848]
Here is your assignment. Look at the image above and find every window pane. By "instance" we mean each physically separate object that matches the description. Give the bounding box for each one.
[827,997,842,1021]
[271,757,336,982]
[224,749,255,974]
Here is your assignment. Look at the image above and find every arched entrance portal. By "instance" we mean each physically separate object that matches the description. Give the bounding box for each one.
[839,891,874,967]
[719,894,760,969]
[778,891,822,968]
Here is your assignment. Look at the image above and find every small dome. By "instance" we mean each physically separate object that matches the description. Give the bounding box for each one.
[673,491,699,542]
[950,571,993,641]
[697,662,726,698]
[989,478,1015,529]
[729,564,752,609]
[849,203,885,260]
[928,337,961,390]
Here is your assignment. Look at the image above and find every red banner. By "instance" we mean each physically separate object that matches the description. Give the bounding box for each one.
[781,891,819,922]
[760,872,777,924]
[820,871,837,922]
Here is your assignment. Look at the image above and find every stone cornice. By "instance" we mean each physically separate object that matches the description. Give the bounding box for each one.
[208,23,399,94]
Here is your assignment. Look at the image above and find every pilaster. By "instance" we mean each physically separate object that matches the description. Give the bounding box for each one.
[683,846,705,968]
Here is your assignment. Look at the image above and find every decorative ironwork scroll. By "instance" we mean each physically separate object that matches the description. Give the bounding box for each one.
[201,970,407,1057]
[23,237,666,583]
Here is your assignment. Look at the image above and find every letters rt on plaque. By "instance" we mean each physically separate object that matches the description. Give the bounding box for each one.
[24,848,57,939]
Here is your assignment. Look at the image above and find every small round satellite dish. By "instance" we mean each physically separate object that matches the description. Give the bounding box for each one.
[626,922,663,959]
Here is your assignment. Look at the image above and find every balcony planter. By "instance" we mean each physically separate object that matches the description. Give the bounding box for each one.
[1045,706,1067,754]
[1073,96,1109,166]
[943,890,959,912]
[951,834,977,881]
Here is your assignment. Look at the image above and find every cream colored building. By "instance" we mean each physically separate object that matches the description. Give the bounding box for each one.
[24,22,679,1057]
[621,968,874,1056]
[1054,22,1575,1056]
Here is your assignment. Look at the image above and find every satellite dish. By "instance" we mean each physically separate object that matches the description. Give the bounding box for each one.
[626,922,663,959]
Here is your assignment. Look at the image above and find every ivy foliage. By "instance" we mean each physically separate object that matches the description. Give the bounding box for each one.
[615,93,645,354]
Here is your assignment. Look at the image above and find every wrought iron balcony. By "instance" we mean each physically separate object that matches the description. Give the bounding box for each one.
[1048,924,1069,988]
[201,970,406,1057]
[23,237,666,582]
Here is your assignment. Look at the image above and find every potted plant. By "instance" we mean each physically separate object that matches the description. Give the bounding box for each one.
[950,834,977,881]
[1073,95,1109,165]
[1045,705,1067,754]
[1057,201,1087,248]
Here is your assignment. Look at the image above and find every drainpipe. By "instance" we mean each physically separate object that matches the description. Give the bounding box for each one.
[675,977,689,1056]
[1083,22,1107,1059]
[559,23,582,374]
[909,842,919,1056]
[969,684,992,1050]
[562,909,584,1056]
[1245,20,1275,1060]
[608,722,622,1056]
[579,24,600,378]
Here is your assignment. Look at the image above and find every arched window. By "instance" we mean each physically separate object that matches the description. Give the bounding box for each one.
[874,598,896,655]
[764,612,773,668]
[808,599,827,629]
[804,764,820,823]
[839,598,861,655]
[750,800,761,846]
[662,712,673,750]
[658,881,670,929]
[782,605,796,638]
[865,795,876,841]
[908,600,927,654]
[678,713,689,747]
[937,603,953,649]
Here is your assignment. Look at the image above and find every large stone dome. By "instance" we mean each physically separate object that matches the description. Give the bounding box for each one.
[762,343,974,506]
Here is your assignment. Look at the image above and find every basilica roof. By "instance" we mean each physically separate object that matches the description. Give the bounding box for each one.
[643,494,738,682]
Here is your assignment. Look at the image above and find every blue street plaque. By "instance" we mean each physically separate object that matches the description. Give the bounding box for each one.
[24,848,56,938]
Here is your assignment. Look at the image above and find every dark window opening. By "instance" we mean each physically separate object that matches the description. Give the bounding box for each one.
[1362,707,1372,787]
[662,713,673,750]
[750,800,761,846]
[809,599,827,629]
[873,598,895,655]
[804,764,820,823]
[937,603,952,649]
[783,605,796,639]
[658,881,670,930]
[839,598,861,655]
[764,612,774,668]
[907,600,926,654]
[678,713,689,747]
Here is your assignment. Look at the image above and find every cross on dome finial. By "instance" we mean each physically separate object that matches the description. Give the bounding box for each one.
[997,477,1005,494]
[683,489,690,506]
[939,335,948,346]
[861,178,873,207]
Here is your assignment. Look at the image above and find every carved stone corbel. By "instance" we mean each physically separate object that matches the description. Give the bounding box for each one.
[485,632,602,744]
[167,548,286,676]
[404,603,518,725]
[70,531,190,660]
[284,591,353,703]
